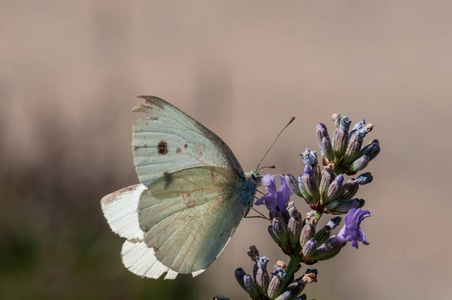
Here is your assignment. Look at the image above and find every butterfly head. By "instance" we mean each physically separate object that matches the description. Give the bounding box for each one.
[245,170,262,191]
[248,171,262,186]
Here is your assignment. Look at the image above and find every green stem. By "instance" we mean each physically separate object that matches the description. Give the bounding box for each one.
[282,251,302,288]
[315,211,323,221]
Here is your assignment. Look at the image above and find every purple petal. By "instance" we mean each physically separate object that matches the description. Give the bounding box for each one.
[277,174,293,211]
[262,174,277,194]
[256,193,277,214]
[337,208,371,249]
[255,174,278,215]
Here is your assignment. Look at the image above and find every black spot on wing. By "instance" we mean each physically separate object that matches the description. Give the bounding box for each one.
[158,140,168,155]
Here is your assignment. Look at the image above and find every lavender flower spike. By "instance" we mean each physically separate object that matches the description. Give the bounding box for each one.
[337,208,372,249]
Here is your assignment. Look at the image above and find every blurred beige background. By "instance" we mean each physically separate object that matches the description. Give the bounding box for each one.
[1,1,451,299]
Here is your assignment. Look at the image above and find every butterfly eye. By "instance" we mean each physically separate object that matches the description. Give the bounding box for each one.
[249,172,263,186]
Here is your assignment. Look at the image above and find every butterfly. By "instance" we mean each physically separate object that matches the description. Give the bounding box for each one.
[101,96,260,279]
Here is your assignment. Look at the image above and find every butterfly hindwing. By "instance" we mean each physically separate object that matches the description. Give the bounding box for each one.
[101,185,178,279]
[100,184,146,240]
[137,166,248,274]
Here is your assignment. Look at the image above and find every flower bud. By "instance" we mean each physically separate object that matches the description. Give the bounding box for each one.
[319,167,334,202]
[285,174,302,197]
[300,218,316,247]
[244,274,260,298]
[350,119,373,137]
[336,180,359,201]
[268,268,286,299]
[275,260,287,270]
[354,172,373,185]
[331,114,340,127]
[331,114,351,162]
[349,119,365,137]
[320,137,335,163]
[275,281,304,300]
[359,139,380,161]
[325,198,365,215]
[298,175,315,204]
[314,216,341,245]
[302,238,317,259]
[327,216,342,229]
[346,155,369,174]
[256,256,270,295]
[275,271,316,299]
[312,235,347,260]
[332,128,348,161]
[305,210,316,219]
[313,165,321,187]
[316,123,328,144]
[274,291,293,300]
[301,269,318,284]
[269,218,289,252]
[302,166,319,203]
[300,149,321,183]
[286,201,297,216]
[325,174,344,204]
[235,268,247,291]
[344,128,368,165]
[300,148,318,168]
[247,245,260,262]
[287,203,302,248]
[316,123,334,162]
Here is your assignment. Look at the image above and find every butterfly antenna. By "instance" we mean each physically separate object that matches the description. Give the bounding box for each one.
[256,165,275,172]
[255,116,296,171]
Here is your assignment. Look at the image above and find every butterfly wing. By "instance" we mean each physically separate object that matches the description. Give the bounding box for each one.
[132,96,244,187]
[137,166,248,274]
[101,184,178,279]
[101,96,254,279]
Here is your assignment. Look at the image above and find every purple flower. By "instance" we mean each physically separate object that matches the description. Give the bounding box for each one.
[255,174,293,216]
[337,208,371,249]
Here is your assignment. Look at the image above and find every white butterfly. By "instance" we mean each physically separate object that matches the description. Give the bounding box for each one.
[101,96,259,279]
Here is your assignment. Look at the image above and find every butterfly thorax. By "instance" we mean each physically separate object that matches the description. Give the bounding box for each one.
[239,171,261,207]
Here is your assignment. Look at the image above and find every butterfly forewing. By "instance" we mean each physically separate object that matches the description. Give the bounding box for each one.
[133,96,243,187]
[138,166,248,274]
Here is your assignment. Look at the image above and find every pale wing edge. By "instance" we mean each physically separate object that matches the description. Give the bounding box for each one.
[121,240,205,279]
[101,184,206,279]
[100,184,146,240]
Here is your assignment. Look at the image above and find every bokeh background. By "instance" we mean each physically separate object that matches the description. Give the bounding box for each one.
[1,1,451,299]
